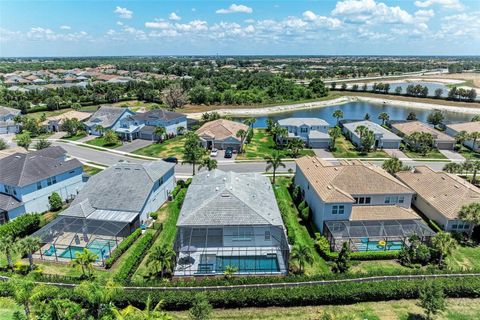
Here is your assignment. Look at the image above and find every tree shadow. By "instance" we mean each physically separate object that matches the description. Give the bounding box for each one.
[407,313,425,320]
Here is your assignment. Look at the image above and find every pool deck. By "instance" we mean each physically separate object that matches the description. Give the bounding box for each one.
[174,246,287,277]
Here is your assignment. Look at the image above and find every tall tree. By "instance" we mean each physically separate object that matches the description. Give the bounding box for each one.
[17,236,41,270]
[199,158,218,172]
[290,244,314,274]
[431,231,457,266]
[458,202,480,240]
[378,112,390,125]
[332,242,351,273]
[17,132,32,151]
[236,129,247,153]
[0,235,16,269]
[469,132,480,151]
[147,245,176,278]
[183,132,205,176]
[265,151,285,186]
[427,111,445,127]
[154,126,166,143]
[71,248,98,278]
[162,83,189,110]
[287,138,305,158]
[332,110,344,125]
[418,283,446,320]
[328,127,342,151]
[382,157,410,175]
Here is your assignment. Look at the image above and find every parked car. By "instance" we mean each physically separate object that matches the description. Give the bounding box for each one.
[210,148,218,157]
[224,148,233,158]
[163,157,178,164]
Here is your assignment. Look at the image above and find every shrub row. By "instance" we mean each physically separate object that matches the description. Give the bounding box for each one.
[0,213,41,239]
[113,229,160,284]
[105,228,142,269]
[321,249,399,261]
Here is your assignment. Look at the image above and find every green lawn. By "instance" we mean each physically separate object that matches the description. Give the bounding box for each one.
[274,178,330,274]
[133,136,186,159]
[61,132,87,141]
[171,298,480,320]
[83,165,103,176]
[402,145,448,159]
[85,136,122,149]
[237,129,315,160]
[457,144,480,160]
[331,135,390,158]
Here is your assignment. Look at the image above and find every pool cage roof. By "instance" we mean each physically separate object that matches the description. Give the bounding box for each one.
[32,215,130,246]
[324,219,436,240]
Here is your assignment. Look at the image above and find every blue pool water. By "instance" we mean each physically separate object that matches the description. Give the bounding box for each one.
[356,240,404,252]
[215,255,280,273]
[58,239,117,260]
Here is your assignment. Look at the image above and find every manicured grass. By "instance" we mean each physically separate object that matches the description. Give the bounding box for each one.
[445,246,480,271]
[133,136,186,159]
[402,145,448,159]
[237,129,315,160]
[350,259,408,275]
[85,136,122,149]
[331,135,390,158]
[61,132,87,141]
[83,165,103,176]
[171,298,480,320]
[457,144,480,160]
[274,178,330,274]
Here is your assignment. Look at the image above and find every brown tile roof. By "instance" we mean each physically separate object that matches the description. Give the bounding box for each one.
[350,205,420,221]
[295,157,413,203]
[447,121,480,134]
[196,119,249,141]
[392,121,455,142]
[396,166,480,220]
[41,110,91,125]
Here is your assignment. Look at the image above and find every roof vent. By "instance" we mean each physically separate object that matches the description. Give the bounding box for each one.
[223,177,227,181]
[327,185,332,190]
[215,186,219,191]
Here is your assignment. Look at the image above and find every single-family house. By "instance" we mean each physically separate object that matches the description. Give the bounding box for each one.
[84,106,135,137]
[41,111,91,132]
[342,120,402,149]
[277,117,331,148]
[294,157,433,251]
[0,146,84,223]
[0,106,21,134]
[396,166,480,232]
[131,109,187,140]
[174,170,289,276]
[196,119,249,152]
[446,121,480,152]
[391,121,456,150]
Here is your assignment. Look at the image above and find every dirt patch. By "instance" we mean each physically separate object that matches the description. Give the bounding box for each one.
[421,73,480,88]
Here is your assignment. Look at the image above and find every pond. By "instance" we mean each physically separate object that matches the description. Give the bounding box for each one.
[241,101,477,128]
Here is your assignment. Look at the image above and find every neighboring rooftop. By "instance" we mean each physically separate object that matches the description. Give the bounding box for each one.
[295,157,413,203]
[84,106,127,128]
[343,120,401,140]
[0,193,22,212]
[177,170,283,227]
[0,106,21,117]
[446,121,480,134]
[278,117,329,127]
[396,166,480,220]
[41,110,91,125]
[0,146,82,187]
[350,205,420,221]
[132,108,185,122]
[391,121,455,141]
[196,119,249,141]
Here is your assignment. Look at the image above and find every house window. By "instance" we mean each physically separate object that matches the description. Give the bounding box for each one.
[265,231,271,241]
[300,127,308,133]
[385,196,402,204]
[398,196,405,204]
[332,205,345,215]
[354,197,371,205]
[232,227,254,241]
[36,182,42,190]
[5,185,15,195]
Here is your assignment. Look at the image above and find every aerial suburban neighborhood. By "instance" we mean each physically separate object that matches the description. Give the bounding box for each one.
[0,0,480,319]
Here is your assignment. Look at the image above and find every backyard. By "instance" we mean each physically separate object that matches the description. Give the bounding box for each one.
[331,135,390,159]
[236,129,315,160]
[133,135,186,159]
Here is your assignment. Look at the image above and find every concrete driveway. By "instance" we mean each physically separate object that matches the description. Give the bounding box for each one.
[116,139,154,153]
[383,149,408,159]
[313,148,334,159]
[439,149,465,161]
[213,149,236,162]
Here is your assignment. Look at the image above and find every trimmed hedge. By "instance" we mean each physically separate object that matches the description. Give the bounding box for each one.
[105,228,142,269]
[0,213,41,239]
[113,229,160,283]
[321,249,400,261]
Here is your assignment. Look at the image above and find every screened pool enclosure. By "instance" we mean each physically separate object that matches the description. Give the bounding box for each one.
[32,216,134,266]
[324,219,435,252]
[173,225,290,276]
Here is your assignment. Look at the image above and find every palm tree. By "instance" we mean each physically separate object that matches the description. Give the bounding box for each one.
[147,245,176,278]
[111,296,170,320]
[266,118,276,133]
[236,129,247,153]
[355,125,368,138]
[290,244,314,274]
[74,279,123,319]
[177,126,185,135]
[455,130,470,146]
[431,231,457,266]
[223,265,238,279]
[470,132,480,151]
[443,162,462,174]
[243,117,256,128]
[71,248,98,278]
[94,125,104,136]
[183,132,205,176]
[382,157,408,175]
[199,158,217,171]
[154,126,166,143]
[458,203,480,240]
[378,112,390,125]
[332,110,344,125]
[0,235,16,269]
[265,151,286,186]
[9,279,36,318]
[328,127,342,151]
[287,138,305,158]
[17,236,41,270]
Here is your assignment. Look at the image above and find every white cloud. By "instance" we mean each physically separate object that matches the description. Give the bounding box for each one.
[60,25,71,30]
[145,20,170,29]
[117,21,124,26]
[216,4,253,14]
[414,0,464,10]
[332,0,414,24]
[25,27,89,42]
[302,11,342,29]
[114,6,133,19]
[436,11,480,38]
[169,12,181,21]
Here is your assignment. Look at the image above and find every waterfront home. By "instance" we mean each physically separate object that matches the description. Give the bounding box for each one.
[174,170,289,276]
[132,109,187,140]
[391,121,455,150]
[277,117,331,148]
[446,121,480,151]
[342,120,402,149]
[41,110,91,132]
[294,157,433,252]
[196,119,249,152]
[0,146,84,223]
[396,166,480,232]
[0,106,21,134]
[84,106,135,137]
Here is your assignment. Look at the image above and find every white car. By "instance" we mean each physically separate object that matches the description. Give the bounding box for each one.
[210,149,218,157]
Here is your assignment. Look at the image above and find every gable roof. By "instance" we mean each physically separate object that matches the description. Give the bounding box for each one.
[343,120,401,140]
[0,146,82,187]
[63,160,174,216]
[391,121,455,142]
[0,106,21,117]
[132,109,185,123]
[41,110,91,125]
[84,106,129,128]
[196,119,249,141]
[396,166,480,220]
[278,117,329,127]
[295,156,413,203]
[446,121,480,135]
[0,193,22,212]
[177,170,283,227]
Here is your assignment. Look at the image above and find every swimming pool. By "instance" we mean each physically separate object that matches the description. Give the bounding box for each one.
[57,239,117,260]
[355,240,404,252]
[201,255,280,273]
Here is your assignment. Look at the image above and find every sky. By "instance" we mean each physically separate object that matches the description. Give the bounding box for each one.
[0,0,479,57]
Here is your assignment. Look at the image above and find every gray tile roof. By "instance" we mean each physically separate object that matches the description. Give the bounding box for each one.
[84,106,128,128]
[62,161,174,220]
[278,117,329,127]
[0,106,21,117]
[177,170,284,227]
[0,146,82,187]
[132,109,185,122]
[343,120,401,141]
[0,193,22,212]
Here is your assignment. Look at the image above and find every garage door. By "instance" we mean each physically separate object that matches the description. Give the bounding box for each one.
[436,142,454,150]
[139,132,153,140]
[309,140,330,148]
[0,127,6,134]
[382,141,400,149]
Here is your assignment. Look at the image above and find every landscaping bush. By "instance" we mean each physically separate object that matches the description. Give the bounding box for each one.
[0,213,41,239]
[300,206,310,222]
[105,228,142,269]
[48,192,63,211]
[298,200,306,212]
[149,212,158,220]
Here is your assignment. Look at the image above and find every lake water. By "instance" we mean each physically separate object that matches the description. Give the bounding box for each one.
[241,101,477,128]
